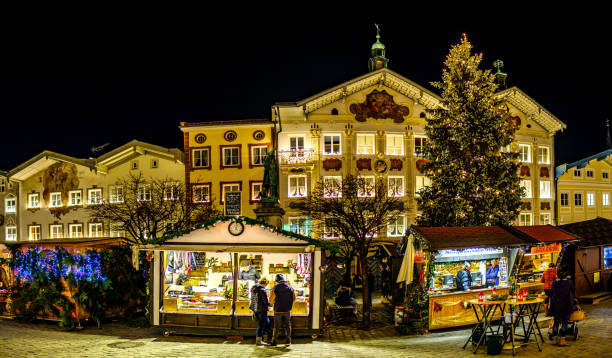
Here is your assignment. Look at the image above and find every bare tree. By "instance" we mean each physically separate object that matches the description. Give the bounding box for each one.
[299,174,403,328]
[88,173,221,244]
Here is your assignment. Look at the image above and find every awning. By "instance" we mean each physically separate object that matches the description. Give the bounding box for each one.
[511,225,580,243]
[411,225,537,251]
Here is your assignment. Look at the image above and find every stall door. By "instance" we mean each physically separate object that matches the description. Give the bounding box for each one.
[574,247,603,297]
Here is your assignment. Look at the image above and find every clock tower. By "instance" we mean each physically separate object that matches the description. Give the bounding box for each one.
[368,24,388,72]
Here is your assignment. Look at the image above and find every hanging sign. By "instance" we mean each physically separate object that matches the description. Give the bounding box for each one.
[224,192,241,216]
[531,243,561,255]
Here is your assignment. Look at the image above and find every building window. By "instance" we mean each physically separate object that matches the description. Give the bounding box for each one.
[415,176,431,196]
[250,181,263,202]
[221,182,241,203]
[538,147,550,164]
[251,145,268,166]
[287,217,310,236]
[323,218,341,239]
[323,176,342,198]
[50,225,63,239]
[574,193,583,206]
[5,198,16,212]
[69,224,83,238]
[603,171,610,180]
[192,148,210,169]
[89,223,103,238]
[131,160,139,170]
[6,226,17,241]
[520,179,532,198]
[289,136,305,153]
[573,169,582,177]
[29,225,41,240]
[586,169,594,178]
[193,184,211,203]
[603,193,610,206]
[540,213,551,225]
[388,176,404,197]
[356,133,375,155]
[519,213,532,226]
[109,186,124,203]
[288,175,307,198]
[50,192,62,207]
[110,222,125,238]
[560,192,569,207]
[587,192,595,206]
[357,176,375,197]
[518,144,531,163]
[386,134,404,155]
[0,178,5,193]
[222,146,241,167]
[323,134,341,155]
[28,193,40,209]
[387,215,405,237]
[414,136,427,156]
[151,159,158,169]
[88,188,102,204]
[163,182,179,200]
[137,184,151,201]
[69,190,82,206]
[539,181,551,199]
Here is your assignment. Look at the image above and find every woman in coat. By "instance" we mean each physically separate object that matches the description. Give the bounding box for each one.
[549,273,575,346]
[250,277,271,345]
[485,260,499,288]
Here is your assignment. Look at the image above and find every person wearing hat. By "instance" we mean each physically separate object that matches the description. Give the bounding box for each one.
[269,273,295,347]
[456,262,472,291]
[250,277,272,346]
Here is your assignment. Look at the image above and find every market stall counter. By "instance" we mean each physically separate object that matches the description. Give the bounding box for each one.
[412,225,537,330]
[139,217,333,337]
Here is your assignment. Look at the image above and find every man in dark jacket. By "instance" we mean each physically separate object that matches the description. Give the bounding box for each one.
[250,278,271,346]
[239,264,261,282]
[456,262,472,291]
[269,274,295,346]
[549,273,575,346]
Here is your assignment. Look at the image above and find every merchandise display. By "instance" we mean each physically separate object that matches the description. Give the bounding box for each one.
[431,248,507,292]
[516,244,561,284]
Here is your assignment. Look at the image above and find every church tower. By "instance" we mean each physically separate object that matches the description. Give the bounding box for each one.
[368,24,388,72]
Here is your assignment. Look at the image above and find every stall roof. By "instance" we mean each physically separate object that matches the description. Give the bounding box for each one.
[559,217,612,247]
[2,237,126,250]
[411,225,537,250]
[511,225,581,243]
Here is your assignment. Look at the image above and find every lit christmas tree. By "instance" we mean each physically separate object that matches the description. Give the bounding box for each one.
[417,35,523,226]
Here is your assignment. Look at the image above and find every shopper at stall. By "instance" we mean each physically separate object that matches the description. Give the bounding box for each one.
[239,262,261,282]
[549,273,575,347]
[541,263,557,309]
[269,273,295,347]
[456,262,472,291]
[335,279,358,316]
[250,277,272,346]
[485,260,499,288]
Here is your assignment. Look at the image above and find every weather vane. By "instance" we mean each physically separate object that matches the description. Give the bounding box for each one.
[375,23,380,37]
[493,59,504,74]
[91,143,110,153]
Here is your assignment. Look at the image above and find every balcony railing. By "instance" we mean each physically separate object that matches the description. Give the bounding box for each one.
[278,149,315,165]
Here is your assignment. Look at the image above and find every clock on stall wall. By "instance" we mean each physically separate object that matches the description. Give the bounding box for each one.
[228,222,245,236]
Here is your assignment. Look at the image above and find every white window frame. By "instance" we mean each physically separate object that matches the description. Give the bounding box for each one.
[222,146,240,167]
[540,213,551,225]
[603,193,610,206]
[192,148,210,169]
[69,224,83,238]
[537,146,550,164]
[109,186,124,203]
[251,145,268,166]
[519,213,532,226]
[539,181,551,199]
[250,181,263,202]
[50,192,62,207]
[50,224,63,239]
[88,188,102,204]
[287,216,310,236]
[289,135,305,152]
[109,222,125,238]
[5,198,16,213]
[137,184,151,201]
[574,193,583,207]
[560,192,569,207]
[5,226,17,241]
[69,190,82,206]
[193,184,210,203]
[29,225,41,241]
[288,175,307,198]
[586,169,595,179]
[358,176,375,197]
[414,136,427,156]
[388,176,404,197]
[520,179,532,198]
[28,193,40,209]
[163,182,179,200]
[323,217,341,239]
[323,134,341,155]
[89,223,103,238]
[221,183,240,203]
[386,134,404,156]
[518,144,531,163]
[415,175,431,196]
[586,192,595,206]
[356,133,375,155]
[387,215,405,237]
[323,176,342,198]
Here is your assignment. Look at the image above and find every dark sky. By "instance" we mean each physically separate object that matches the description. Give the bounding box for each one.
[1,10,610,170]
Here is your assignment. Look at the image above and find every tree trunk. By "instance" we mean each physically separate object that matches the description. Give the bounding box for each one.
[359,252,371,328]
[342,254,353,286]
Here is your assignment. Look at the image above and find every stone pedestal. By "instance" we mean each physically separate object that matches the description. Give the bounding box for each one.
[253,201,285,228]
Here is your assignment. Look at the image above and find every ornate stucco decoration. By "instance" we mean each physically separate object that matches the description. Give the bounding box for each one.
[349,90,409,123]
[42,162,79,219]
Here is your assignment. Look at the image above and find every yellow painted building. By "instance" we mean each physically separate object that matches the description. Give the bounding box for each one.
[180,119,274,218]
[556,148,612,224]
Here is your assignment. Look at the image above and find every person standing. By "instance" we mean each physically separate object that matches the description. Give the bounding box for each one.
[456,262,472,291]
[541,263,557,311]
[269,274,295,347]
[549,273,575,346]
[486,260,499,288]
[250,277,271,346]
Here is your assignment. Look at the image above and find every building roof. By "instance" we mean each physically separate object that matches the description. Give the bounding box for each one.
[8,151,95,182]
[95,140,184,172]
[555,148,612,178]
[1,237,125,249]
[559,217,612,247]
[510,225,581,243]
[411,225,538,250]
[497,87,567,134]
[180,118,273,129]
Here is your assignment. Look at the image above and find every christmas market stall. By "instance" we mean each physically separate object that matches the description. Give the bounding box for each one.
[411,226,537,330]
[139,216,336,337]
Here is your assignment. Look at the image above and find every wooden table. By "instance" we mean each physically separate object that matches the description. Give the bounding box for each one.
[463,299,507,353]
[504,297,545,356]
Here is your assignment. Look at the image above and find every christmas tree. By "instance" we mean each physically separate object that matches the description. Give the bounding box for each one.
[417,35,523,226]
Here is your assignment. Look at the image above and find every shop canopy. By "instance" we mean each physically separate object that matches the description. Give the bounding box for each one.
[559,217,612,248]
[411,225,538,250]
[511,225,580,243]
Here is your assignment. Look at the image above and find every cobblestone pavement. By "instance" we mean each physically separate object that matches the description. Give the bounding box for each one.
[1,299,610,358]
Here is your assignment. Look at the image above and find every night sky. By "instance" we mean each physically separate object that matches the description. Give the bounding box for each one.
[1,10,610,171]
